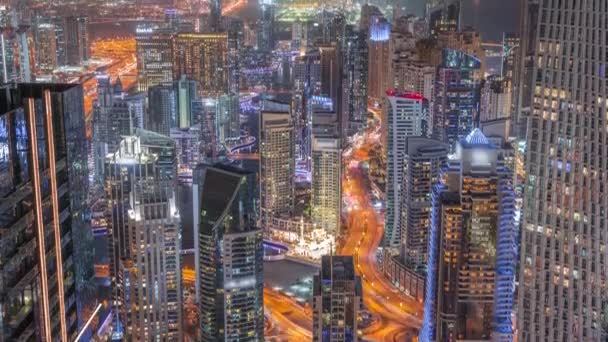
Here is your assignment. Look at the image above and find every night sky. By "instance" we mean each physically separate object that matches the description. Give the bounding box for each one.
[460,0,520,42]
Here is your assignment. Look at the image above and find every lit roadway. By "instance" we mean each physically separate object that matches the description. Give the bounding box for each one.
[264,111,422,341]
[341,121,423,340]
[222,0,247,15]
[264,288,312,342]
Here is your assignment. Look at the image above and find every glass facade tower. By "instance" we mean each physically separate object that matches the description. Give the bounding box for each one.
[194,163,264,342]
[0,83,91,341]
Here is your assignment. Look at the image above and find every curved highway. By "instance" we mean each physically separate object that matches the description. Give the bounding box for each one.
[264,116,423,341]
[341,120,422,341]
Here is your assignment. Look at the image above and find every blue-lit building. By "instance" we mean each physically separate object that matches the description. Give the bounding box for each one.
[420,129,517,342]
[432,48,482,150]
[313,255,362,342]
[0,83,92,340]
[367,15,390,101]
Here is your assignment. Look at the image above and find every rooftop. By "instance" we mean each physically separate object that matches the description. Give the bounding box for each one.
[321,255,356,281]
[463,128,493,147]
[386,89,426,101]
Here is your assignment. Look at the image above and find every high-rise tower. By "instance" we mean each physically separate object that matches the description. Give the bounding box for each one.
[367,15,391,102]
[312,255,362,342]
[209,0,221,32]
[516,0,608,340]
[33,23,58,72]
[400,137,449,270]
[383,90,429,248]
[217,93,240,143]
[432,48,482,148]
[257,2,275,52]
[341,25,368,135]
[136,24,174,92]
[0,83,91,341]
[65,16,89,66]
[0,26,31,83]
[194,163,264,342]
[259,107,295,226]
[146,84,175,136]
[92,76,145,179]
[427,0,460,36]
[311,136,341,235]
[420,129,517,342]
[172,32,230,96]
[174,75,198,129]
[104,129,182,341]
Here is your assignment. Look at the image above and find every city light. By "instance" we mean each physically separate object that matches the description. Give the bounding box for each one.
[0,1,599,341]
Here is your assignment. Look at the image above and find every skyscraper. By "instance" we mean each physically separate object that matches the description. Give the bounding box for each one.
[432,48,482,148]
[194,163,264,342]
[420,129,517,342]
[318,43,340,109]
[198,97,219,160]
[359,4,383,32]
[259,107,295,226]
[104,129,182,341]
[226,27,241,95]
[49,17,67,67]
[92,76,145,181]
[15,26,31,82]
[480,75,511,123]
[293,52,321,163]
[0,26,31,83]
[318,10,346,45]
[65,16,89,66]
[257,2,275,52]
[393,58,434,102]
[517,0,608,340]
[501,32,519,81]
[294,52,321,93]
[436,28,486,72]
[146,84,175,136]
[0,83,91,341]
[217,92,240,143]
[311,136,341,235]
[33,23,58,72]
[172,32,230,96]
[341,25,368,135]
[174,75,198,128]
[400,137,449,271]
[209,0,221,32]
[427,0,460,36]
[383,90,429,248]
[387,32,415,95]
[136,24,174,92]
[92,75,114,178]
[367,15,391,102]
[312,255,362,342]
